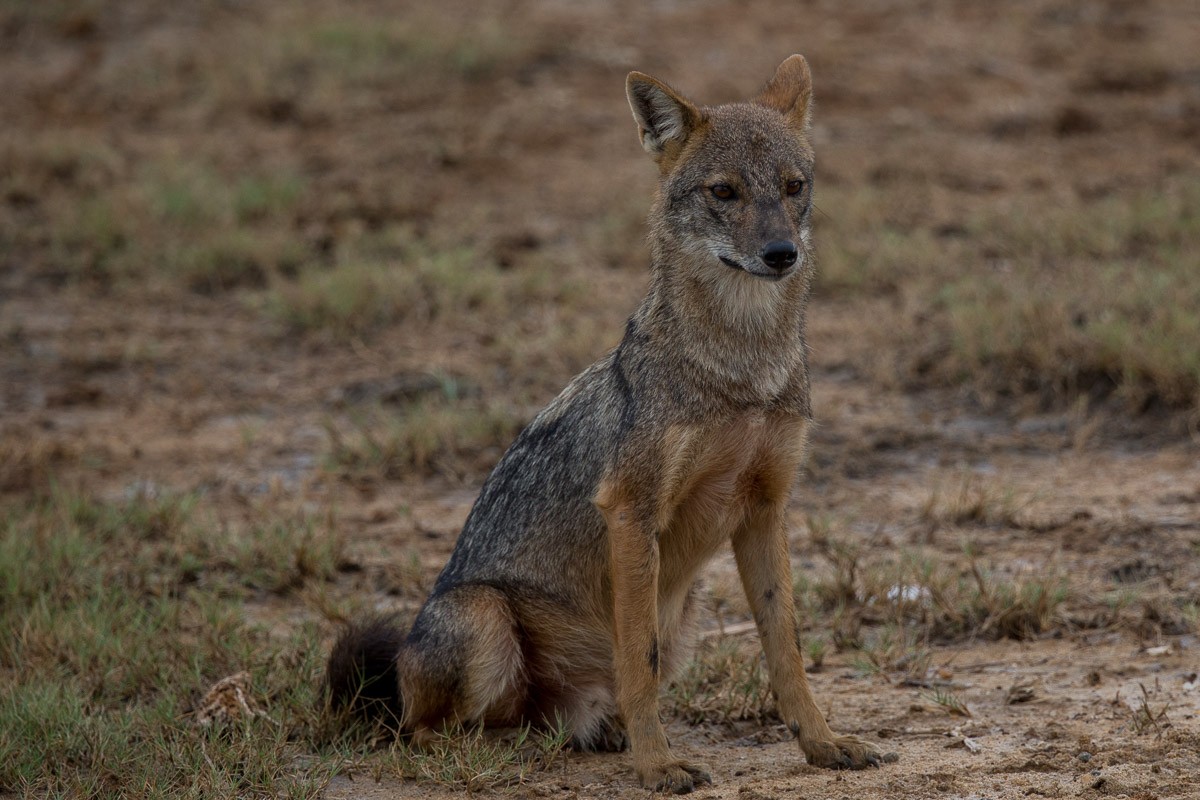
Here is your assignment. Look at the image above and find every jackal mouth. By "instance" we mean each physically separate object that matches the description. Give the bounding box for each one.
[719,255,792,282]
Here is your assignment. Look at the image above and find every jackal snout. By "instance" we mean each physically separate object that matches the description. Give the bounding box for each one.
[725,195,804,279]
[760,239,798,270]
[714,188,807,281]
[722,236,799,281]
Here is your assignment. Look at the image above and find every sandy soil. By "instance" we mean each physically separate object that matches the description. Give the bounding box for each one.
[325,636,1200,799]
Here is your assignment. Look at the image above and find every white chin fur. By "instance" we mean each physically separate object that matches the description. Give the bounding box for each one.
[705,257,790,328]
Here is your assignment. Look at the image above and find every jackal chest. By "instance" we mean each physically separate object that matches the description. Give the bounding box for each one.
[650,412,808,624]
[659,412,808,547]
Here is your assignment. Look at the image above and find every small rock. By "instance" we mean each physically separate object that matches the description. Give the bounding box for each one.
[1077,751,1092,762]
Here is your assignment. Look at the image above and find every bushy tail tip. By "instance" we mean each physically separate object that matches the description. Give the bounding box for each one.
[325,614,407,727]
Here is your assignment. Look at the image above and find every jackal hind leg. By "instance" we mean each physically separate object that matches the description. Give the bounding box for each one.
[398,584,527,741]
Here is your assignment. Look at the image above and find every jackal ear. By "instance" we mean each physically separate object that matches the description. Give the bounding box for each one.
[626,72,703,166]
[754,54,813,131]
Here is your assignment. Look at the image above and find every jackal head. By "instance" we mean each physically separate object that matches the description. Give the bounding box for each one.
[627,56,814,287]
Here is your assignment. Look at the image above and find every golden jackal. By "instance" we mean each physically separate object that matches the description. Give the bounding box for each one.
[328,55,891,793]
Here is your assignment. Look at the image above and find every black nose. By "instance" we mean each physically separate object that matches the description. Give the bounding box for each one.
[760,240,798,270]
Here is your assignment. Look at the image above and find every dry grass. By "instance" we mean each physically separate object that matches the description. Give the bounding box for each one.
[853,624,932,684]
[922,687,972,718]
[944,177,1200,397]
[201,7,562,122]
[0,129,316,292]
[815,184,941,296]
[666,637,776,726]
[324,396,529,480]
[801,519,1070,646]
[381,722,571,793]
[675,526,1070,717]
[264,232,576,340]
[0,434,84,493]
[817,176,1200,411]
[920,474,1030,529]
[1128,683,1171,738]
[962,555,1070,640]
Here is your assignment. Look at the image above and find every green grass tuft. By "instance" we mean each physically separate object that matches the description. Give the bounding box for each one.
[0,492,353,797]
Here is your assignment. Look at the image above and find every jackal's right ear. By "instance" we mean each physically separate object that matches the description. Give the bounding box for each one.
[754,54,813,131]
[626,72,703,168]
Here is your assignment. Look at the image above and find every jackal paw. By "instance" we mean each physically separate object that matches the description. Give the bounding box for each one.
[801,734,897,770]
[638,760,712,794]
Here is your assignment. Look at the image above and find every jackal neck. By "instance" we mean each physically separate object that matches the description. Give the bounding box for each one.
[630,249,812,413]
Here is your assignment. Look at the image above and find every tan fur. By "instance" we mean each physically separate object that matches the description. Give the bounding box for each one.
[396,585,525,735]
[598,413,858,788]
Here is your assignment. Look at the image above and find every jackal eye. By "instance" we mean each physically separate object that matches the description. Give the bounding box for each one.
[786,179,804,196]
[710,184,736,201]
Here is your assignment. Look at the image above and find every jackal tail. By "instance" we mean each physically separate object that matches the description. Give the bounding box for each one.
[325,614,407,727]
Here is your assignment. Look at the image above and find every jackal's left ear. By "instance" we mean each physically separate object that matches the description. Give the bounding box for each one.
[754,54,813,131]
[626,72,703,167]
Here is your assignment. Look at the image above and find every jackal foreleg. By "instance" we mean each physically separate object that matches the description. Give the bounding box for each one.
[732,500,889,770]
[599,484,711,794]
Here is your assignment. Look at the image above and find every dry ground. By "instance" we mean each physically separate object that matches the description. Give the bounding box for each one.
[2,0,1199,798]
